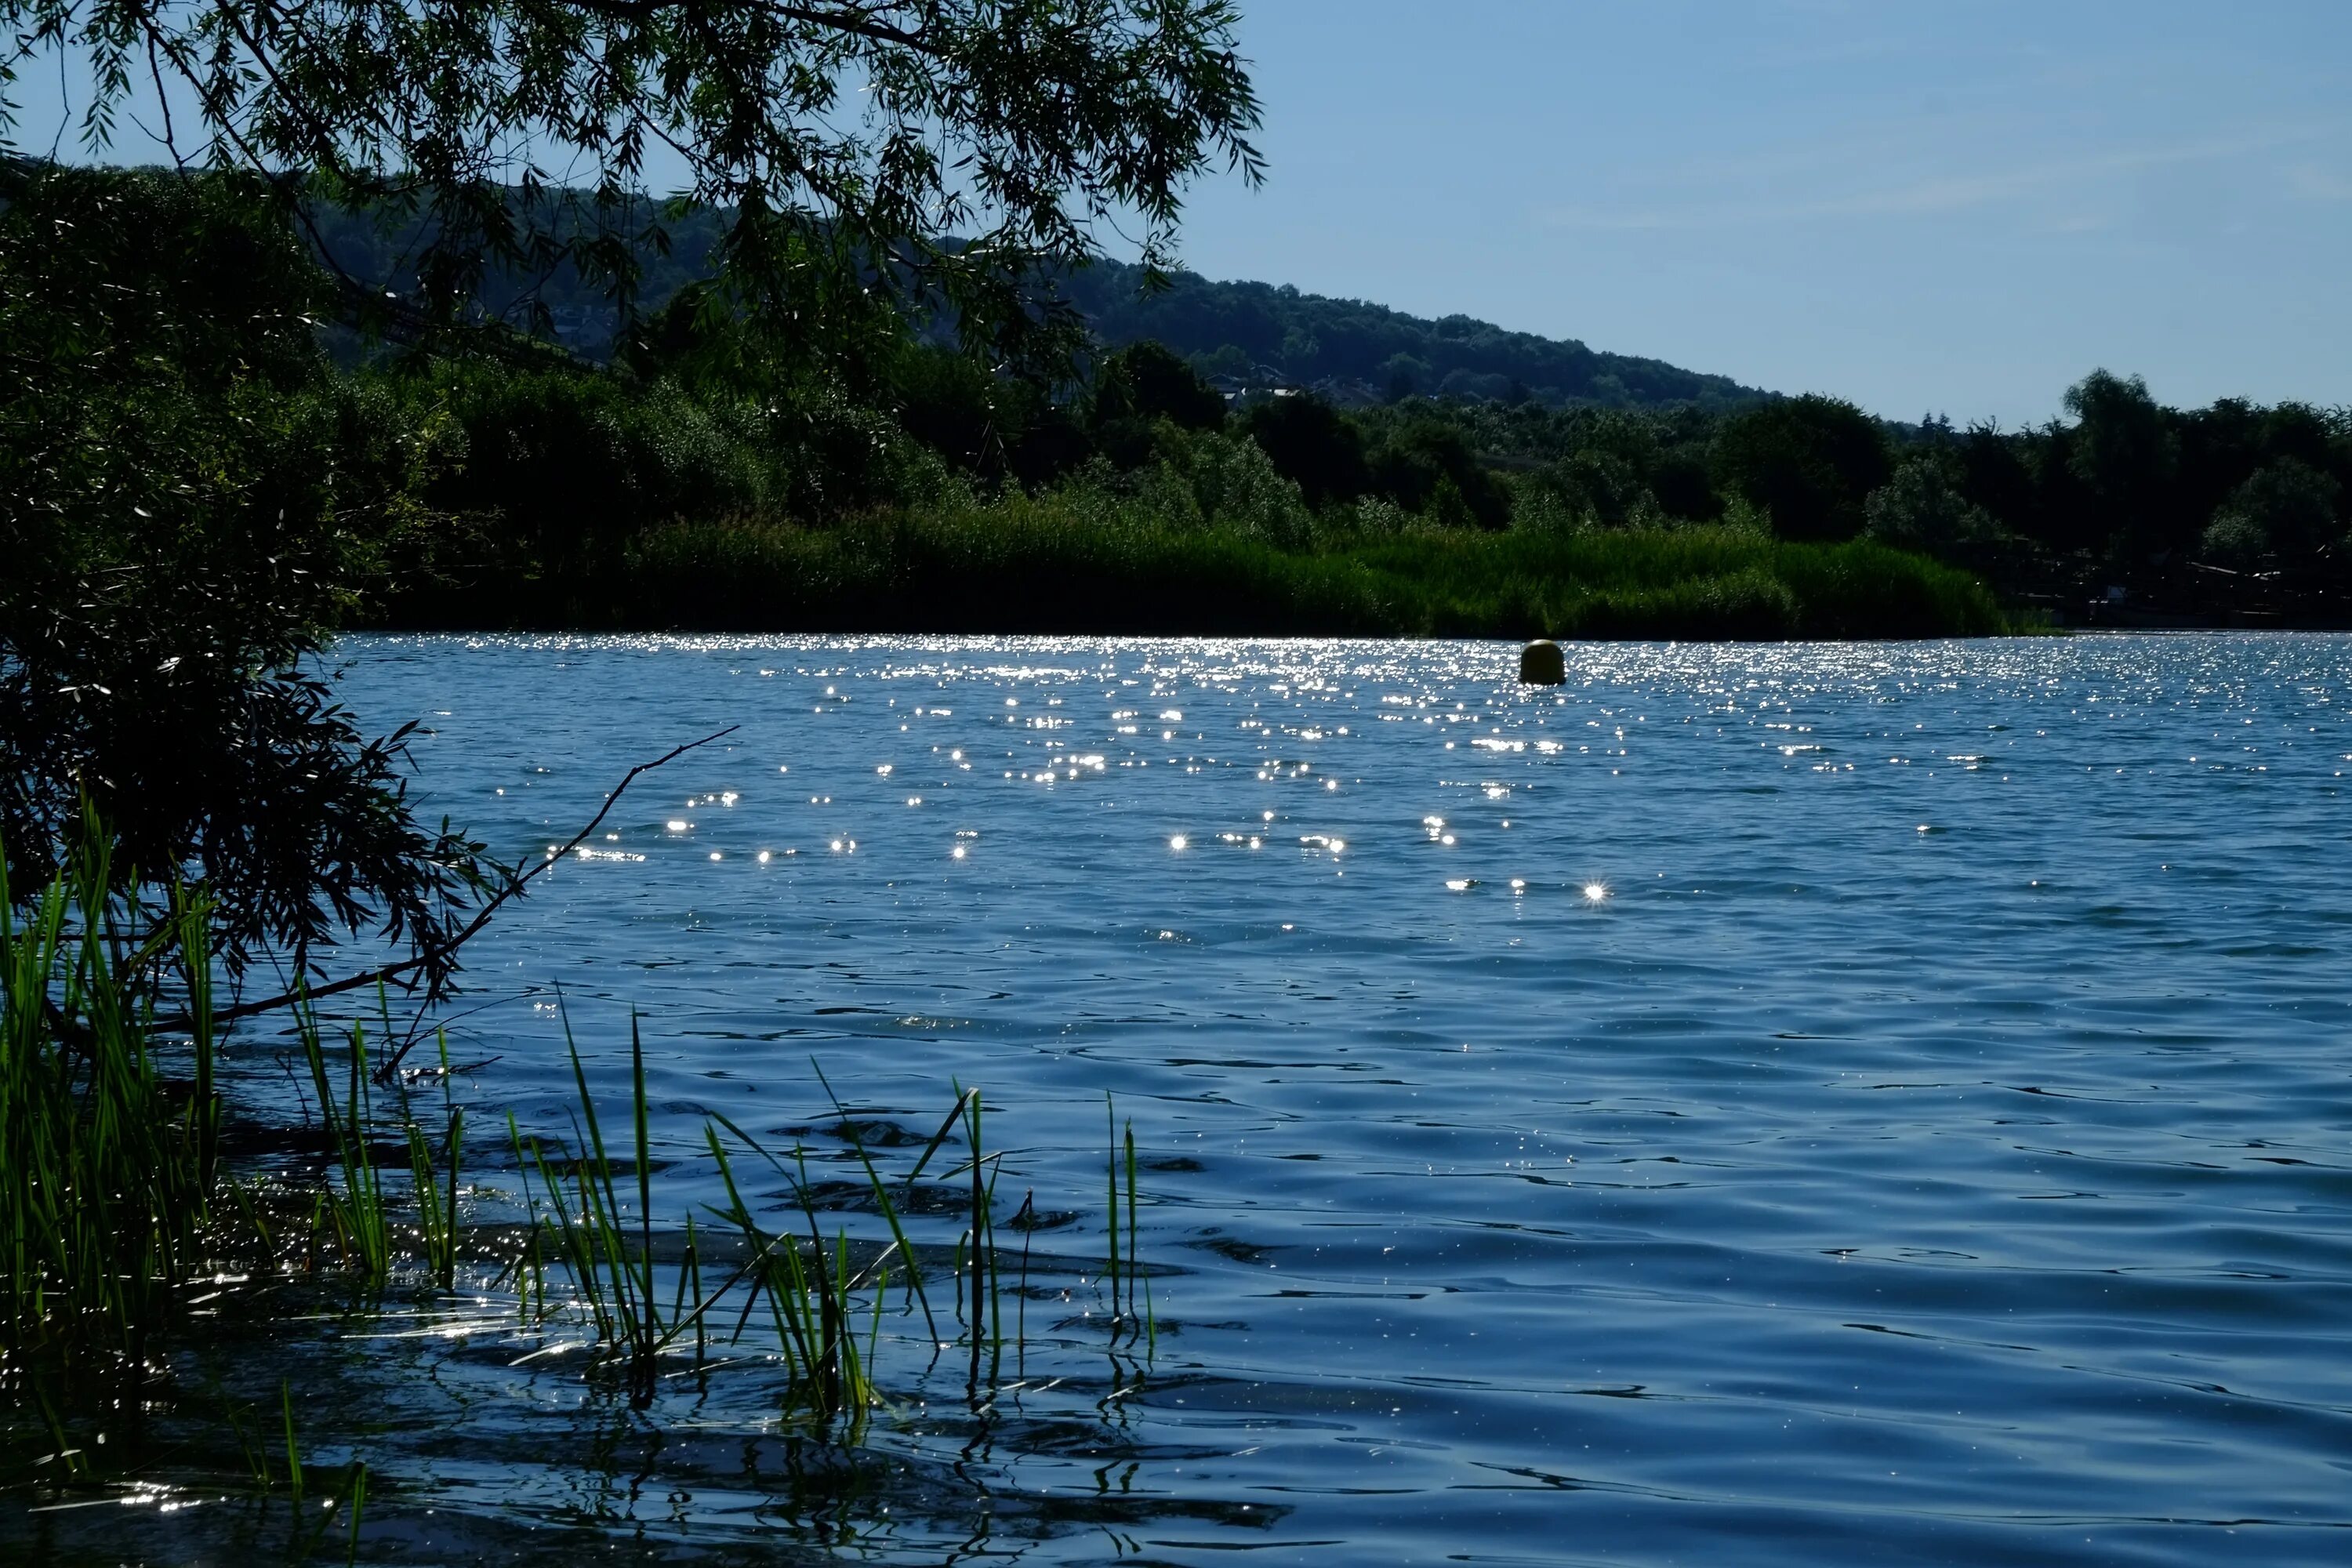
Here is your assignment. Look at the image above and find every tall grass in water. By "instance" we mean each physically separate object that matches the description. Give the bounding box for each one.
[499,1039,1160,1427]
[0,832,221,1378]
[299,1014,394,1280]
[498,1013,901,1422]
[1105,1098,1153,1348]
[6,829,1168,1489]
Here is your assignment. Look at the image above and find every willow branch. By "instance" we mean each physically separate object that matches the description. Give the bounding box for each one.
[155,724,739,1040]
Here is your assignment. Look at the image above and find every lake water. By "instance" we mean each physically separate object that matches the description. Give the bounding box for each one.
[132,634,2352,1563]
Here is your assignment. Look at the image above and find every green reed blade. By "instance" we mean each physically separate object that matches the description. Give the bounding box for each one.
[1124,1119,1140,1332]
[1106,1094,1120,1318]
[281,1379,303,1506]
[1011,1189,1036,1359]
[344,1461,368,1567]
[902,1086,975,1188]
[811,1061,938,1339]
[442,1106,464,1288]
[631,1014,656,1338]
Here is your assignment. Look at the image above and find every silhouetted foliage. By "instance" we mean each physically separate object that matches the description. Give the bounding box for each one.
[2063,370,2180,555]
[1367,421,1512,529]
[1711,395,1893,543]
[1094,341,1228,433]
[1240,397,1374,510]
[1,1,1265,993]
[9,1,1264,383]
[0,165,490,992]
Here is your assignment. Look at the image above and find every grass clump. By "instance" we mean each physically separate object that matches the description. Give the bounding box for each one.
[1,829,222,1379]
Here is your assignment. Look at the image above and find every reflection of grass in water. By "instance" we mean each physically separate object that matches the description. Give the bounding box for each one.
[5,855,1175,1551]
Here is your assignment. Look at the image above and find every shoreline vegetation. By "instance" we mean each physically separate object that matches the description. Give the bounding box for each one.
[4,832,1157,1543]
[390,514,2013,641]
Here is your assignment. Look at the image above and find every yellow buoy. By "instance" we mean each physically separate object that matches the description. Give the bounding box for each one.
[1519,639,1565,684]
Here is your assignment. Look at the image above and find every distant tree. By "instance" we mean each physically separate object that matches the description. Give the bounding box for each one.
[892,343,1018,478]
[1953,419,2036,535]
[1864,459,2001,554]
[1193,344,1254,382]
[2063,370,2180,554]
[1535,450,1650,529]
[1093,341,1228,433]
[1241,396,1374,510]
[1369,421,1511,528]
[2201,459,2343,564]
[1710,395,1891,541]
[1381,354,1431,402]
[1182,430,1312,546]
[2199,511,2272,571]
[1650,452,1722,522]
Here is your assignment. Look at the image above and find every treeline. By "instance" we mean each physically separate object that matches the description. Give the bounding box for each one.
[1401,383,2352,621]
[152,172,2348,630]
[381,319,2343,626]
[28,162,2227,649]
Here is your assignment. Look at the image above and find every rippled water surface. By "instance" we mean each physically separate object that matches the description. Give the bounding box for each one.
[122,634,2352,1563]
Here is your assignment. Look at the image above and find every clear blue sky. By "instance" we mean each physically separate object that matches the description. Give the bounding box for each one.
[1167,1,2352,424]
[10,2,2346,424]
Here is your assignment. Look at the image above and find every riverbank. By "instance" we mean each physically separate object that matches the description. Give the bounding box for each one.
[378,510,2016,639]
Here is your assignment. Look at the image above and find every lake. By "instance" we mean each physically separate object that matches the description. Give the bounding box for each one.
[113,633,2352,1563]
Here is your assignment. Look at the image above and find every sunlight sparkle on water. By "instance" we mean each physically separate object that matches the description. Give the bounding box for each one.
[1169,834,1189,851]
[1583,882,1609,902]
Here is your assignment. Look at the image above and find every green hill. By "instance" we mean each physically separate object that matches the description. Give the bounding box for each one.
[1058,257,1768,412]
[304,200,1766,412]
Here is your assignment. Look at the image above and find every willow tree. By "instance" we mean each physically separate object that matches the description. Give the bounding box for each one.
[0,2,1261,1005]
[2,2,1262,363]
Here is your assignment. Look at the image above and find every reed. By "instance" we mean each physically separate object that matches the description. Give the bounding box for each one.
[480,504,2014,640]
[7,829,1171,1490]
[0,825,222,1368]
[501,1013,680,1397]
[299,1014,394,1282]
[702,1117,877,1425]
[1103,1098,1152,1345]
